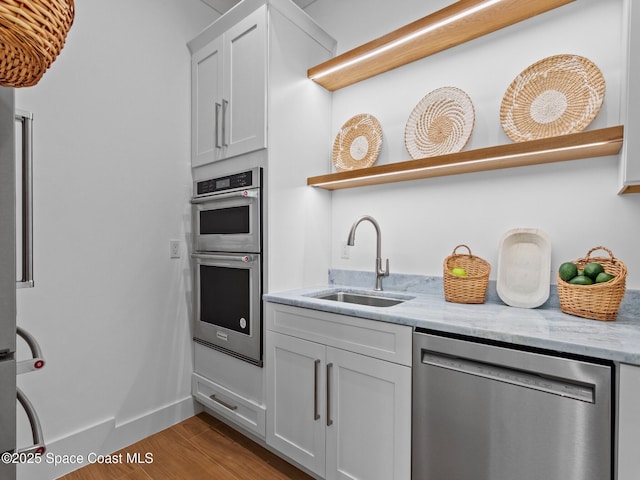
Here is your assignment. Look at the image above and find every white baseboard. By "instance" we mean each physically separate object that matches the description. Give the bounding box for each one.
[17,396,202,480]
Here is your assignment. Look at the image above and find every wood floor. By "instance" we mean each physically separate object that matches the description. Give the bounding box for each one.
[58,413,314,480]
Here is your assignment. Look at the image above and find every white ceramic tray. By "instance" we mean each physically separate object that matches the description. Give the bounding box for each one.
[497,228,551,308]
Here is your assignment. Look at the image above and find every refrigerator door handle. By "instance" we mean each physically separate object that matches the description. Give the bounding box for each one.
[15,110,34,289]
[16,387,46,455]
[16,327,45,374]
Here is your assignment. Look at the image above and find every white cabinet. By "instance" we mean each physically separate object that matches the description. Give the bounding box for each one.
[326,345,410,480]
[266,303,412,480]
[188,0,336,440]
[267,331,327,475]
[620,0,640,194]
[618,363,640,480]
[190,6,266,167]
[189,0,336,291]
[191,37,221,167]
[192,343,266,437]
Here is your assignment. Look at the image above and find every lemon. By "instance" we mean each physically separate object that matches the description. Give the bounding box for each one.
[451,268,467,277]
[583,263,605,280]
[558,262,578,282]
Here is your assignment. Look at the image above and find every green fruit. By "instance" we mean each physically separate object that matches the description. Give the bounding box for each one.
[595,272,615,283]
[569,275,594,285]
[583,263,605,280]
[558,262,578,282]
[451,268,467,277]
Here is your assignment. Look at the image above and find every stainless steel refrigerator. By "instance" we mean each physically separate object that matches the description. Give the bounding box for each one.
[0,86,17,479]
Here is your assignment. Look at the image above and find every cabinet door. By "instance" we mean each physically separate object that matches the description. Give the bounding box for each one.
[618,363,640,480]
[326,347,411,480]
[221,6,267,159]
[621,0,640,191]
[266,331,326,478]
[191,37,223,167]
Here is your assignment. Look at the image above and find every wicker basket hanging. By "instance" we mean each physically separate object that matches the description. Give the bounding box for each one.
[443,244,491,304]
[0,0,75,87]
[557,246,627,321]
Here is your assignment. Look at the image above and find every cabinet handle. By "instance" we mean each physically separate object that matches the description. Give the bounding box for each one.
[222,98,229,147]
[209,394,238,411]
[326,362,333,426]
[313,359,320,421]
[215,102,222,149]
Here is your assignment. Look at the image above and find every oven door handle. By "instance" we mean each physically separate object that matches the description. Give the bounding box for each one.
[191,188,258,204]
[191,253,258,263]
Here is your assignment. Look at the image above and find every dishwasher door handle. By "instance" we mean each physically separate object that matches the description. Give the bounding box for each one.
[421,350,595,403]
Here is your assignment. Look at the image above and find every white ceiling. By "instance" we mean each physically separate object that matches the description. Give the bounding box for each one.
[200,0,317,14]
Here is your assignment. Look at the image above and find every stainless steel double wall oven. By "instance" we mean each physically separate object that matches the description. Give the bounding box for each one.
[191,168,263,366]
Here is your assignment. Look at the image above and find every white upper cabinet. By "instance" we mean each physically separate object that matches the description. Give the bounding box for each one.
[222,8,267,159]
[620,0,640,193]
[191,37,222,167]
[190,6,267,167]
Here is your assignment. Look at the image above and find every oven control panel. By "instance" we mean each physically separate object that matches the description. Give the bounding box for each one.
[196,169,260,196]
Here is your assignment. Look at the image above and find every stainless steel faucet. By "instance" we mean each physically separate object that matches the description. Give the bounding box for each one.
[347,215,389,291]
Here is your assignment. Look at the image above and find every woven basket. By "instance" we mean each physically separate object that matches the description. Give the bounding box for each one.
[557,246,627,321]
[0,0,75,87]
[443,245,491,304]
[500,54,605,142]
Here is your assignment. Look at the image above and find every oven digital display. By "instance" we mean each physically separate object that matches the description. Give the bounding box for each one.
[216,178,231,190]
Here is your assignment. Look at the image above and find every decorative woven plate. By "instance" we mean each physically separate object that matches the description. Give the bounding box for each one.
[500,54,606,142]
[404,87,475,159]
[332,114,383,171]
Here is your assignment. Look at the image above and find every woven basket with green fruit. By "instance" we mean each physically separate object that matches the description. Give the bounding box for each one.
[557,246,626,321]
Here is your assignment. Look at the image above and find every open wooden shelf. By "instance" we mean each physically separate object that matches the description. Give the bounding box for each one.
[620,184,640,194]
[307,126,624,190]
[307,0,574,91]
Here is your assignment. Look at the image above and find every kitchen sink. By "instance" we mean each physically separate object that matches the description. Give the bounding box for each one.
[311,290,410,307]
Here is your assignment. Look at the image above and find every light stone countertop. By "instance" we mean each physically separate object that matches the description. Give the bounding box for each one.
[263,270,640,365]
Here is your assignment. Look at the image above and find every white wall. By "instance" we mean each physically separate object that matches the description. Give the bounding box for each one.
[305,0,640,290]
[14,1,217,478]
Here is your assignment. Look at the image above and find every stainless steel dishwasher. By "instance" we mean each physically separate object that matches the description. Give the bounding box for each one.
[412,329,614,480]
